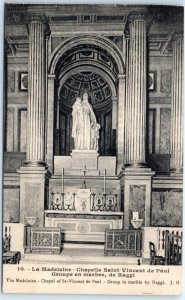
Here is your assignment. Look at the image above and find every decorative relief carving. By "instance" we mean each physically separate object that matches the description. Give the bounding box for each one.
[104,229,142,256]
[77,221,90,234]
[27,228,61,254]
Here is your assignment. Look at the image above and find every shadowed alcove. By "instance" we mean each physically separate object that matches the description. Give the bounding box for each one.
[54,43,119,156]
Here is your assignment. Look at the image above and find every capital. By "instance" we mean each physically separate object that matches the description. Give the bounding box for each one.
[127,12,149,24]
[26,15,50,36]
[172,32,183,42]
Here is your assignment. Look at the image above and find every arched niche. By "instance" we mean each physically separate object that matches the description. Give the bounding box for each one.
[46,35,124,171]
[55,69,115,156]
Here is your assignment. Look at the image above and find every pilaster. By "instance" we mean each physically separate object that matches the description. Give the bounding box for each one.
[170,33,183,175]
[117,74,126,173]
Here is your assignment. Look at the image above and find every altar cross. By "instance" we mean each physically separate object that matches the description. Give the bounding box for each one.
[81,165,88,189]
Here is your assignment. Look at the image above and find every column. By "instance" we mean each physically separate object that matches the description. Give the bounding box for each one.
[125,14,147,167]
[124,31,130,167]
[121,13,155,230]
[18,19,51,227]
[26,20,47,166]
[46,74,56,172]
[117,74,126,172]
[170,33,183,174]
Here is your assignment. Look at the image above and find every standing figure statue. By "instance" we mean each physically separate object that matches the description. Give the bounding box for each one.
[81,92,97,150]
[72,97,83,150]
[72,92,100,151]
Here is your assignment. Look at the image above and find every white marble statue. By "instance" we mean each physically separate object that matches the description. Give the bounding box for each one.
[72,97,83,149]
[91,123,100,151]
[72,92,100,151]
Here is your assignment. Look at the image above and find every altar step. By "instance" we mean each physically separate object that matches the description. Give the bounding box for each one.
[63,242,104,249]
[21,247,140,265]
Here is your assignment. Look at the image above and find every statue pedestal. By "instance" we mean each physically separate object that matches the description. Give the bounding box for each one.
[71,150,99,170]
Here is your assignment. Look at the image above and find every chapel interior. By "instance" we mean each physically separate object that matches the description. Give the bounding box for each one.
[3,4,183,264]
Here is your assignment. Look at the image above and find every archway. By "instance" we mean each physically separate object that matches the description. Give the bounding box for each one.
[47,35,124,167]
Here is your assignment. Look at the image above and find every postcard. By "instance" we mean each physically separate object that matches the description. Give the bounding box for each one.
[2,2,183,295]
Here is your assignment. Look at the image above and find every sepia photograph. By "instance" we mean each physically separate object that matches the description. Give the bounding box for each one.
[2,2,183,295]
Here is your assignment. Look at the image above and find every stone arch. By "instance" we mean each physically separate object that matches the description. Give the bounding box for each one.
[58,64,117,99]
[48,34,124,75]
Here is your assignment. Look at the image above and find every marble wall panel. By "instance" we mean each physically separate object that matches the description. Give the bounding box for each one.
[160,70,172,93]
[24,182,41,226]
[151,189,183,227]
[6,107,14,152]
[160,108,171,154]
[129,185,146,225]
[148,109,156,154]
[3,187,20,222]
[19,109,27,152]
[7,71,15,93]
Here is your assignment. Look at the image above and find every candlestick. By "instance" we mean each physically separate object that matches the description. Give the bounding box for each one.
[103,169,106,194]
[62,168,64,193]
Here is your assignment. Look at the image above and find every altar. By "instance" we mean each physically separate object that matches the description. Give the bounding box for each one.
[45,187,123,243]
[45,211,123,243]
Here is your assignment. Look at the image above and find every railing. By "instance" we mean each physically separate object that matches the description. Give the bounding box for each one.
[165,231,182,265]
[142,227,183,259]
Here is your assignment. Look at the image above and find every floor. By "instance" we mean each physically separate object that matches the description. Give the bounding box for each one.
[22,245,142,265]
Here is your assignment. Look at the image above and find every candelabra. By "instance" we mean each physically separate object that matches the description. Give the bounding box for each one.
[90,192,118,211]
[51,191,76,211]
